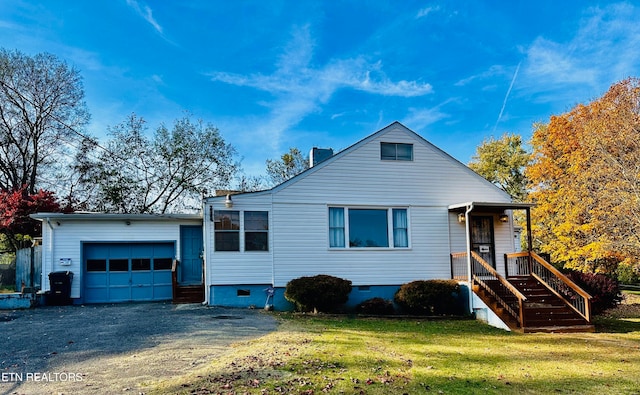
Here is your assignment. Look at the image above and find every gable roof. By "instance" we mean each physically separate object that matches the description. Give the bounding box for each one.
[268,121,511,199]
[206,121,511,203]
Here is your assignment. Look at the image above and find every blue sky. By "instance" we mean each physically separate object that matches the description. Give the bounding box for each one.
[1,1,639,179]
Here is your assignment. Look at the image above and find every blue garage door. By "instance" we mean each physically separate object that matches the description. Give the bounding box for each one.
[84,243,174,303]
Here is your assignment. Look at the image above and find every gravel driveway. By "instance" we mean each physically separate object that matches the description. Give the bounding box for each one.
[0,303,278,394]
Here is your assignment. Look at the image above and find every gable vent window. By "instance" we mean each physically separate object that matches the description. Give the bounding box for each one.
[381,142,413,161]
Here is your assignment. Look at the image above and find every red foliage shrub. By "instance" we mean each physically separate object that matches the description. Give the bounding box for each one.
[566,272,622,315]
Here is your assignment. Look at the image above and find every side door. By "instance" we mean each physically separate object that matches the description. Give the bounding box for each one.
[471,216,495,268]
[180,225,203,285]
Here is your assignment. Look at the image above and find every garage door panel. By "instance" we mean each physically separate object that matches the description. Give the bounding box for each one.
[131,274,152,291]
[108,286,131,302]
[153,285,172,299]
[131,286,153,300]
[85,273,107,287]
[83,242,175,303]
[109,272,130,286]
[153,271,171,284]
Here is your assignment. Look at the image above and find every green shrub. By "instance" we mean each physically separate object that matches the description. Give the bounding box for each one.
[616,261,640,284]
[394,279,462,315]
[356,297,395,315]
[566,272,622,315]
[284,274,352,313]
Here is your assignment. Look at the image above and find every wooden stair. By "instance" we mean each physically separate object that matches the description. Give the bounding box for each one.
[476,276,595,333]
[173,284,204,304]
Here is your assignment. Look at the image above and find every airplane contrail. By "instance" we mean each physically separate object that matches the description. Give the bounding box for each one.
[493,61,521,133]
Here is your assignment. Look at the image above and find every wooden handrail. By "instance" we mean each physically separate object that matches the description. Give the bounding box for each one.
[469,251,527,327]
[171,259,178,302]
[530,252,592,301]
[506,251,592,322]
[471,252,528,302]
[506,251,530,258]
[529,252,592,321]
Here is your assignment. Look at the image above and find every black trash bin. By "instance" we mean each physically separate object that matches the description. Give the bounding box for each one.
[48,271,74,306]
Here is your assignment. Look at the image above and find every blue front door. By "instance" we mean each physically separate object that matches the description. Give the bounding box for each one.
[180,225,203,285]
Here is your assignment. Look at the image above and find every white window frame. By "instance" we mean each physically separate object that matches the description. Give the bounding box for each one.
[328,206,410,250]
[213,209,270,253]
[381,142,413,161]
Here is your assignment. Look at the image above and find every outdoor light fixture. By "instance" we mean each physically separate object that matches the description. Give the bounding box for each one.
[224,194,233,208]
[499,214,509,223]
[458,213,466,223]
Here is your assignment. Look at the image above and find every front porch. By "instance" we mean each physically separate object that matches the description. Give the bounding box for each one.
[449,202,594,333]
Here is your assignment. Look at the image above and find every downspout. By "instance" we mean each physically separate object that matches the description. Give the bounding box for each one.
[465,204,474,314]
[201,196,209,306]
[270,192,275,289]
[44,218,55,292]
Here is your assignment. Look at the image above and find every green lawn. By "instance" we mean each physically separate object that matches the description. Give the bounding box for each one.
[152,309,640,395]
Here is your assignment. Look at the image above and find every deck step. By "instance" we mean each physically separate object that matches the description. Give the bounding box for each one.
[475,275,593,333]
[173,284,204,304]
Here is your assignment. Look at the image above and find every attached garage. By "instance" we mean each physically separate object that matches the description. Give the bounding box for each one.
[31,213,203,304]
[84,242,175,303]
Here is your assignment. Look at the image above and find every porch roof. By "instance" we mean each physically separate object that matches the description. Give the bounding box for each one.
[447,201,535,213]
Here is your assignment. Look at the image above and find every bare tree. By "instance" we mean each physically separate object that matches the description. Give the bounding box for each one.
[0,49,89,194]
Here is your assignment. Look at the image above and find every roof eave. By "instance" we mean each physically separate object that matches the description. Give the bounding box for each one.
[30,212,203,221]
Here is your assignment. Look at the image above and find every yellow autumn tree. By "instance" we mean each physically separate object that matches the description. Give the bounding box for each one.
[527,77,640,278]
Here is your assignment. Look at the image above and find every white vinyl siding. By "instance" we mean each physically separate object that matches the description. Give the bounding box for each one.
[271,203,452,286]
[39,219,200,299]
[205,123,513,290]
[205,197,273,286]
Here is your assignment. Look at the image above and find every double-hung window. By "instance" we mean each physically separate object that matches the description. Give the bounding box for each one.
[214,210,240,251]
[329,207,346,248]
[328,207,409,248]
[245,211,269,251]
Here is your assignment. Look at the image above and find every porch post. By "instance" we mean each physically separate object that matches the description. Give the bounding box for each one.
[526,207,533,272]
[465,204,474,314]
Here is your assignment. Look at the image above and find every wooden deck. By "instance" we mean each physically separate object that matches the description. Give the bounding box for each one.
[454,251,595,333]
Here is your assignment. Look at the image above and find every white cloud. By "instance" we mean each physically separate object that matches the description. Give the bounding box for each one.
[207,25,433,150]
[151,74,164,84]
[416,6,440,19]
[521,3,640,100]
[402,103,450,132]
[126,0,163,34]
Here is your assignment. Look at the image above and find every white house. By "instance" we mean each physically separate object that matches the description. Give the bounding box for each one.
[32,122,598,332]
[32,122,523,311]
[203,122,523,310]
